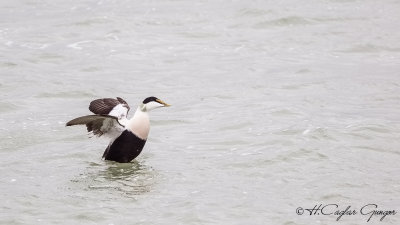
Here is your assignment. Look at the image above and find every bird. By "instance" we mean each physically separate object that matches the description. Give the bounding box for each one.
[66,96,170,163]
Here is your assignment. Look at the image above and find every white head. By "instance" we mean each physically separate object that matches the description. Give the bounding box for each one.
[140,96,171,112]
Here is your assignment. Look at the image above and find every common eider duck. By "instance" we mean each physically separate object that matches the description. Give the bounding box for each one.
[66,96,170,163]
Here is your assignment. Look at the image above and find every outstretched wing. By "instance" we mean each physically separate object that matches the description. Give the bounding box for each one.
[66,115,124,139]
[89,97,130,119]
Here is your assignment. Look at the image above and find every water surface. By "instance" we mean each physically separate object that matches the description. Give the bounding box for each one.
[1,0,399,224]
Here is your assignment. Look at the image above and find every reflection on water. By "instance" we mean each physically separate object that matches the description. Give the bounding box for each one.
[72,160,157,197]
[97,161,150,180]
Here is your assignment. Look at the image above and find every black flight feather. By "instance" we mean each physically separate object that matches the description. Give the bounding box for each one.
[89,97,130,115]
[66,114,123,137]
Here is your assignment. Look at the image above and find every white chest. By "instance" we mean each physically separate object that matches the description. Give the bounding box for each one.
[127,108,150,140]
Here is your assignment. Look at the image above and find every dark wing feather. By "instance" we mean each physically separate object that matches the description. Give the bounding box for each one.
[66,115,124,137]
[89,97,130,116]
[89,98,120,115]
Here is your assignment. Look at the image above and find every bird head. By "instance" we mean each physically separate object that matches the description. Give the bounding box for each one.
[141,96,171,111]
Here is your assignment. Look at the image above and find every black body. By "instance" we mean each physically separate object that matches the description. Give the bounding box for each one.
[103,130,147,163]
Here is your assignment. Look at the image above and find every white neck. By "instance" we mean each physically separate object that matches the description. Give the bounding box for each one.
[126,107,150,140]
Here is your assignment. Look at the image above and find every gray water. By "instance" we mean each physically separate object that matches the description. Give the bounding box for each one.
[1,0,400,224]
